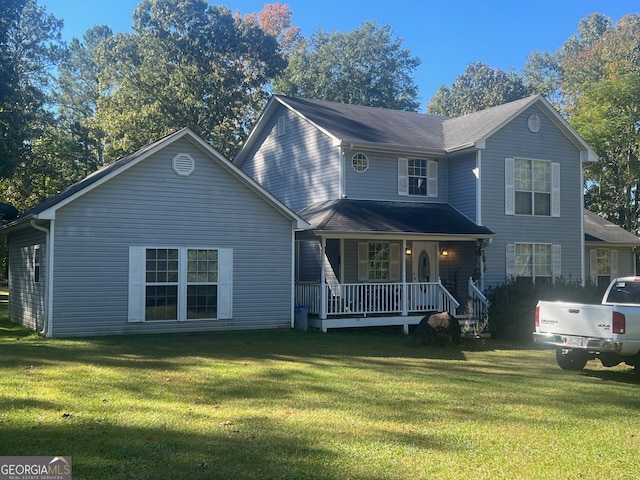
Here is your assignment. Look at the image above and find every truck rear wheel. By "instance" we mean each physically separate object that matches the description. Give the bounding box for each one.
[556,348,588,371]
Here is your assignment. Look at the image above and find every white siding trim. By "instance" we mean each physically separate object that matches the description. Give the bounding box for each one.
[427,160,438,198]
[358,242,368,281]
[552,244,562,278]
[398,158,408,196]
[551,162,560,217]
[128,247,146,323]
[505,158,515,215]
[506,243,515,278]
[218,248,233,319]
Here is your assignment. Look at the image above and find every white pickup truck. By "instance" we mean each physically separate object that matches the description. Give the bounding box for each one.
[534,277,640,373]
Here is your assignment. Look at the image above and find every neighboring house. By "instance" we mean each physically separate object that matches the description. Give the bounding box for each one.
[584,209,640,287]
[2,128,307,337]
[234,94,600,332]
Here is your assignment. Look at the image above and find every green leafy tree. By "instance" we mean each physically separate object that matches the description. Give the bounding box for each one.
[0,0,64,178]
[94,0,285,160]
[274,21,421,111]
[427,62,530,116]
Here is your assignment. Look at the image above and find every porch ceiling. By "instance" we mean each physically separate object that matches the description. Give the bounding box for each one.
[297,199,494,239]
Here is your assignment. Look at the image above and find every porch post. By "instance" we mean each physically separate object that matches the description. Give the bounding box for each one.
[320,237,327,320]
[401,239,408,316]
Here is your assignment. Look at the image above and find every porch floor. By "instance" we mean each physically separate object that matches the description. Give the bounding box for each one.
[309,314,426,334]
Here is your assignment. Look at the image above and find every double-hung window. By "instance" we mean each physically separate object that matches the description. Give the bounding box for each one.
[398,158,437,198]
[505,158,559,216]
[358,242,401,282]
[590,248,618,286]
[129,246,232,322]
[506,243,561,284]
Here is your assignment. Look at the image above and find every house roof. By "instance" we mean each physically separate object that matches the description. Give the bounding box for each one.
[296,199,494,239]
[2,128,309,231]
[584,209,640,246]
[235,94,599,163]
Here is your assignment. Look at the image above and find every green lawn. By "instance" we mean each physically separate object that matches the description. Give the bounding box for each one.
[1,289,639,479]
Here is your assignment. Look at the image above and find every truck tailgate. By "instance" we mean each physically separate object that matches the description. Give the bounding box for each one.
[537,302,613,338]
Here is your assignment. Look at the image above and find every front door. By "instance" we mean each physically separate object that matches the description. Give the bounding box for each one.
[411,241,438,283]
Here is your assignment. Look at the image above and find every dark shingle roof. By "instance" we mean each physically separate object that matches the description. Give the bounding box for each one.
[584,210,640,245]
[297,199,493,238]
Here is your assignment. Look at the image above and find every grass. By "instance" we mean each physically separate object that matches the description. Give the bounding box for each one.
[1,287,639,479]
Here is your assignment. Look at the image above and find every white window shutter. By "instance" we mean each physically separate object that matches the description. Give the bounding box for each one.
[358,242,369,281]
[217,248,233,319]
[390,244,401,281]
[552,244,561,279]
[427,160,438,198]
[398,158,408,196]
[551,162,560,217]
[505,158,515,215]
[590,249,598,284]
[506,244,516,278]
[128,247,145,322]
[611,249,618,279]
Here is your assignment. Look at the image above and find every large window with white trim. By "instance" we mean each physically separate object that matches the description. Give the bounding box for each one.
[398,158,438,198]
[507,243,560,284]
[357,242,401,282]
[505,158,559,217]
[129,246,232,322]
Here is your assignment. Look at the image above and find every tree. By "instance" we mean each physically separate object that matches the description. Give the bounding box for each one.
[427,62,530,116]
[274,21,421,111]
[241,2,301,58]
[522,50,563,107]
[0,0,64,178]
[93,0,285,160]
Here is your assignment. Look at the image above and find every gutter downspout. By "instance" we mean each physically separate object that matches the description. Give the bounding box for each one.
[30,219,54,337]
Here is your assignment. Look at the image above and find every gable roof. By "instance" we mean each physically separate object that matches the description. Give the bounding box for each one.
[235,95,598,164]
[584,209,640,246]
[297,199,494,239]
[3,128,308,230]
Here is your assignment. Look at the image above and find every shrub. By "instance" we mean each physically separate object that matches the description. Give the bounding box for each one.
[486,278,605,342]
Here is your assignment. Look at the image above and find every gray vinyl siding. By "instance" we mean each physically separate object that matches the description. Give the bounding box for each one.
[345,152,448,203]
[46,137,294,336]
[7,229,46,331]
[480,104,584,288]
[240,106,340,212]
[448,153,478,222]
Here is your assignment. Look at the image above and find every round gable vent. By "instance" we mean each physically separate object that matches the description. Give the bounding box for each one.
[173,153,195,176]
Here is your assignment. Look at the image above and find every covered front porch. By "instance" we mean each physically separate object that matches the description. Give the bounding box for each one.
[294,200,494,333]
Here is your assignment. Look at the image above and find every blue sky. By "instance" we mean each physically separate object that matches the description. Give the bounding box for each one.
[40,0,638,108]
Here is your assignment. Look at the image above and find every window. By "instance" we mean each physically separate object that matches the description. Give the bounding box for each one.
[129,247,232,322]
[590,248,618,286]
[358,242,401,282]
[506,243,560,284]
[34,247,40,283]
[515,159,550,215]
[352,152,368,172]
[398,158,437,197]
[505,158,559,216]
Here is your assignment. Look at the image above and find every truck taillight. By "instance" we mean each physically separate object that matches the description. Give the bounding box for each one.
[535,306,540,327]
[612,311,626,334]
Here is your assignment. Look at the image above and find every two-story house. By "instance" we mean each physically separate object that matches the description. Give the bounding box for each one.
[234,94,600,333]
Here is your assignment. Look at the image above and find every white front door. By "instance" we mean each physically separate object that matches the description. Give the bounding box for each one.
[411,242,438,282]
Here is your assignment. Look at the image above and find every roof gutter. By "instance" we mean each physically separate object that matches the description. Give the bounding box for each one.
[30,218,54,337]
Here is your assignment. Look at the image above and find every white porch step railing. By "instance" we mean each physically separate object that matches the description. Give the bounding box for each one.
[295,280,459,319]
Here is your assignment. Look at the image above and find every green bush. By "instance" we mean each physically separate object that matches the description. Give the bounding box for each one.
[486,278,605,342]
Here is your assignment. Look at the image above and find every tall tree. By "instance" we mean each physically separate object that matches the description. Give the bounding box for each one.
[0,0,64,178]
[274,21,421,111]
[94,0,285,160]
[241,2,301,58]
[427,62,530,116]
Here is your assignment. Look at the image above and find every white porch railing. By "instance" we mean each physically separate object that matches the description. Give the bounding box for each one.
[295,280,459,319]
[467,277,490,323]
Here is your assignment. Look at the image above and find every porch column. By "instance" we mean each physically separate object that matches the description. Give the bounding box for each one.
[401,239,408,316]
[320,237,327,320]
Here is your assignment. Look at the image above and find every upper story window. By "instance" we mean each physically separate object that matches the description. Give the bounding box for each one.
[397,158,437,198]
[505,158,560,217]
[352,153,368,172]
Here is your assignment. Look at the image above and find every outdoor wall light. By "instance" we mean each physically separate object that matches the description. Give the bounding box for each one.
[440,248,449,256]
[405,247,412,255]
